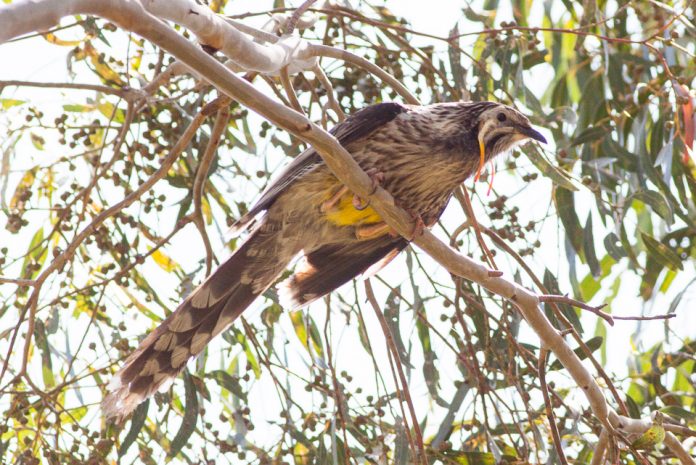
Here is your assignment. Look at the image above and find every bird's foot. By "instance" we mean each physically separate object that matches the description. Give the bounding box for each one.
[352,169,385,211]
[353,194,370,211]
[366,168,385,195]
[321,185,349,212]
[355,222,395,240]
[405,209,426,241]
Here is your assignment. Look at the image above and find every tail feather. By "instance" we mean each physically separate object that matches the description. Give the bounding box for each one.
[278,235,408,308]
[103,228,286,419]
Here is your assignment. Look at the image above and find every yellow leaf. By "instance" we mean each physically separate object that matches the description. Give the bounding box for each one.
[84,42,124,85]
[42,32,83,47]
[10,168,36,209]
[97,100,125,123]
[0,98,26,109]
[289,310,323,357]
[150,248,180,272]
[201,196,213,225]
[89,127,104,147]
[293,443,311,465]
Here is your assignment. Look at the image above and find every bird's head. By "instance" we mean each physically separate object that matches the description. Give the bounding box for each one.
[475,103,547,159]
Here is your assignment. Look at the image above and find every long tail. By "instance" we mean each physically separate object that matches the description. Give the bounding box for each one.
[102,228,287,419]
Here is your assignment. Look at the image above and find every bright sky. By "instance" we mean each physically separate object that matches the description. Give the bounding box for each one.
[0,0,694,462]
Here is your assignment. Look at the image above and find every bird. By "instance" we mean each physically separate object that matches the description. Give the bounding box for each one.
[102,100,546,418]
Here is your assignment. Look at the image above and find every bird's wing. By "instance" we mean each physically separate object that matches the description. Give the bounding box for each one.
[234,102,409,229]
[277,235,409,308]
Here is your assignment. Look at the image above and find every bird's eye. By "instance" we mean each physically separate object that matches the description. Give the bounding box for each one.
[497,113,507,122]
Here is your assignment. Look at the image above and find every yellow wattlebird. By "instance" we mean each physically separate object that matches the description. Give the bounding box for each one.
[103,101,546,418]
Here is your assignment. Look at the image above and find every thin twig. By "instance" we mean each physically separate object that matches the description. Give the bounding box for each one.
[365,279,427,465]
[322,298,355,465]
[285,0,319,35]
[455,186,497,269]
[0,276,35,286]
[313,63,345,121]
[192,98,230,275]
[0,80,142,101]
[613,314,677,321]
[539,348,569,465]
[538,295,614,325]
[308,44,420,105]
[279,66,304,114]
[591,428,609,465]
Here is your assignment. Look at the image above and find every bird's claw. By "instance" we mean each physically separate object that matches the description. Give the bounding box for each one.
[366,168,385,195]
[406,209,426,241]
[352,169,385,211]
[321,185,349,212]
[353,194,370,211]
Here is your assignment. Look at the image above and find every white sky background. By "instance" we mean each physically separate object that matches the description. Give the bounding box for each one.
[0,0,695,462]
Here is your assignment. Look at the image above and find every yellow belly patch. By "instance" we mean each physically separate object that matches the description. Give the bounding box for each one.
[323,192,382,226]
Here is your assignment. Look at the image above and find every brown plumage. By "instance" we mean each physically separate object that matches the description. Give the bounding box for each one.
[102,101,546,418]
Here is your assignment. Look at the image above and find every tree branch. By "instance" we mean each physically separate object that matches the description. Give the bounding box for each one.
[2,2,691,461]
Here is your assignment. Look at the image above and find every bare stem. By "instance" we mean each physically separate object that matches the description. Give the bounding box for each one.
[539,348,569,465]
[279,66,304,114]
[0,80,142,100]
[313,64,345,121]
[285,0,319,35]
[538,295,614,325]
[308,44,420,105]
[365,279,427,465]
[192,98,230,275]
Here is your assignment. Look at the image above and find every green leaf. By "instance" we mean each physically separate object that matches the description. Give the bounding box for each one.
[554,187,583,254]
[625,394,642,419]
[234,329,261,379]
[208,370,247,401]
[28,132,45,151]
[34,319,55,388]
[169,371,198,457]
[571,126,607,147]
[543,269,582,332]
[21,227,47,280]
[415,298,441,404]
[660,406,696,423]
[579,255,616,301]
[583,215,600,277]
[118,399,149,457]
[641,232,683,271]
[62,103,93,112]
[383,287,411,366]
[289,310,323,358]
[629,190,674,225]
[451,451,496,465]
[603,232,627,260]
[525,146,578,191]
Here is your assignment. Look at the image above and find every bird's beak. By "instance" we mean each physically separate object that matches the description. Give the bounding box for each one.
[517,125,547,143]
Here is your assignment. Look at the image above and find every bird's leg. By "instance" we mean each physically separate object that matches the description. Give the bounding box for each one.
[353,169,385,211]
[354,210,425,241]
[320,185,349,212]
[355,222,394,240]
[405,208,426,241]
